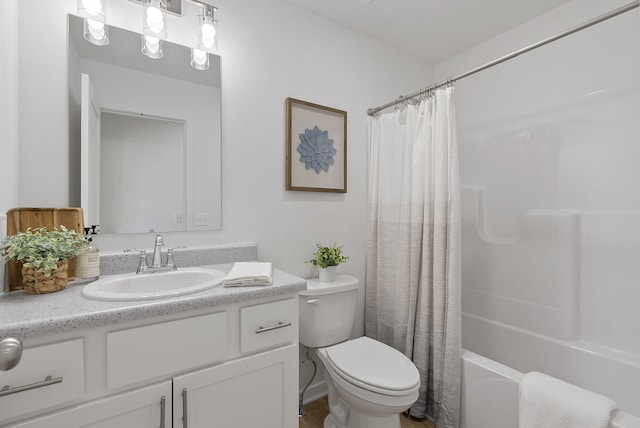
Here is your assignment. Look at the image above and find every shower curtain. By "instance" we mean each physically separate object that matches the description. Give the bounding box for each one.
[365,87,462,428]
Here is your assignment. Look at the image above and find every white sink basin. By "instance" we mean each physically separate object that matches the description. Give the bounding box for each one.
[81,268,226,301]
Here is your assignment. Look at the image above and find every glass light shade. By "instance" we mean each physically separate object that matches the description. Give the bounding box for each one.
[141,35,163,59]
[143,0,167,39]
[83,18,109,46]
[197,15,218,54]
[190,48,209,70]
[78,0,106,22]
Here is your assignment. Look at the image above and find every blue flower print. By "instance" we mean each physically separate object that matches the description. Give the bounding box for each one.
[297,126,337,173]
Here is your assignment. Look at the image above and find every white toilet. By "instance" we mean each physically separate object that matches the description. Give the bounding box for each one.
[299,275,420,428]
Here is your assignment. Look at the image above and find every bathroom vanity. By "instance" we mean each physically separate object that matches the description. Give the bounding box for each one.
[0,264,305,428]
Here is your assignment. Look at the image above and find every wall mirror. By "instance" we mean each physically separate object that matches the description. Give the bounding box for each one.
[68,14,221,234]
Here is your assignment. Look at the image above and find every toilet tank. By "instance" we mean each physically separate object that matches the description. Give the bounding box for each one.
[299,275,359,348]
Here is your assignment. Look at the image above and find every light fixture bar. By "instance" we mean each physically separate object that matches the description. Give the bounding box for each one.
[127,0,181,16]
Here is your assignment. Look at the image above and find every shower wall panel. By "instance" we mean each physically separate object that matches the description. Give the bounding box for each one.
[441,0,640,358]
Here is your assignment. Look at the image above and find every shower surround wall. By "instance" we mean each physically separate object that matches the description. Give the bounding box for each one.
[435,0,640,417]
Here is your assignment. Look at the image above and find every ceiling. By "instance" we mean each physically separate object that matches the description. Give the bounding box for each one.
[287,0,573,64]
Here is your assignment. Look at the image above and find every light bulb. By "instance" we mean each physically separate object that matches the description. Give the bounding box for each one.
[88,19,105,40]
[191,48,209,70]
[197,10,218,54]
[193,49,207,65]
[83,18,109,46]
[141,34,163,59]
[143,0,167,39]
[200,23,216,48]
[78,0,105,22]
[82,0,103,15]
[146,7,165,35]
[146,7,164,30]
[144,35,160,54]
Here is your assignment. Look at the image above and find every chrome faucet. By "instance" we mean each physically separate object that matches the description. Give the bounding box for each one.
[126,235,177,274]
[152,234,164,268]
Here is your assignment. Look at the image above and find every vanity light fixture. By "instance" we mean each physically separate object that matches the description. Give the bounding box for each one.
[79,0,108,46]
[80,0,220,67]
[142,34,163,59]
[143,0,168,40]
[190,47,209,70]
[77,0,106,22]
[84,18,110,46]
[196,3,218,54]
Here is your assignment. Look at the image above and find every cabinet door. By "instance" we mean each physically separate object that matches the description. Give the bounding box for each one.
[9,381,171,428]
[173,344,298,428]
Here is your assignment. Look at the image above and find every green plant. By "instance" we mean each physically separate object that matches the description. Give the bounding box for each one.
[305,242,349,269]
[1,226,87,276]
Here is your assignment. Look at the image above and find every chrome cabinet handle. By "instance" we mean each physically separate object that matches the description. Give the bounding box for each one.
[0,337,23,371]
[182,388,188,428]
[255,321,292,334]
[0,375,63,397]
[160,395,166,428]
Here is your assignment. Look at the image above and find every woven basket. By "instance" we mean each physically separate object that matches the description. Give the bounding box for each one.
[21,259,69,295]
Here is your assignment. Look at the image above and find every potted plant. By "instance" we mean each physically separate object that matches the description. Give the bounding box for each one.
[1,226,87,294]
[305,242,349,282]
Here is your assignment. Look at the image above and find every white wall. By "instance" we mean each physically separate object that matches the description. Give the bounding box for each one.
[13,0,432,310]
[435,0,640,357]
[10,0,433,392]
[0,0,19,215]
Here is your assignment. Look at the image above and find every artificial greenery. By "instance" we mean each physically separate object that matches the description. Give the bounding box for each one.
[305,242,349,269]
[1,226,87,276]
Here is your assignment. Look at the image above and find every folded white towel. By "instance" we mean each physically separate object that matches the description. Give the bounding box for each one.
[221,262,273,287]
[519,371,617,428]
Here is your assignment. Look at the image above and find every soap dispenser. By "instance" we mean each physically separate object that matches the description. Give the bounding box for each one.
[75,227,100,283]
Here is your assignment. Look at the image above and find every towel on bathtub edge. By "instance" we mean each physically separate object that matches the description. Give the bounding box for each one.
[519,371,617,428]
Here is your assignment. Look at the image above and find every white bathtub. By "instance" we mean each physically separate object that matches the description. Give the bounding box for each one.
[460,350,640,428]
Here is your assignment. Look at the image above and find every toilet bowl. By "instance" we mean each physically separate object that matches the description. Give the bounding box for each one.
[299,275,420,428]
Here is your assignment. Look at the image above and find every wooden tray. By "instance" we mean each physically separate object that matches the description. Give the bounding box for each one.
[6,208,85,291]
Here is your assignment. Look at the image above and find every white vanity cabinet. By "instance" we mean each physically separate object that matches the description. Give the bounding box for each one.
[173,344,297,428]
[9,381,172,428]
[0,296,299,428]
[0,339,85,422]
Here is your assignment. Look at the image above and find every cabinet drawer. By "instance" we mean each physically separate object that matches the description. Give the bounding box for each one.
[240,298,297,354]
[107,312,227,390]
[0,339,84,422]
[8,380,171,428]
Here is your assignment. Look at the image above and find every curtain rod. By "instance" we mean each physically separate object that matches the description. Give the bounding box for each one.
[367,0,639,116]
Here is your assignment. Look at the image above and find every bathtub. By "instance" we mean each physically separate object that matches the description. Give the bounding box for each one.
[460,350,640,428]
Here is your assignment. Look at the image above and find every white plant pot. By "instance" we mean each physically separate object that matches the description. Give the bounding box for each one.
[319,266,337,282]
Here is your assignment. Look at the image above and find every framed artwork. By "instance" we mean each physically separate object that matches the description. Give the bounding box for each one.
[286,97,347,193]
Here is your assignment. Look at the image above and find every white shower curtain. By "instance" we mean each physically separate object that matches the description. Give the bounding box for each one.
[365,87,462,428]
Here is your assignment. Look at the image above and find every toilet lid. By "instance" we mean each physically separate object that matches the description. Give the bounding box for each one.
[325,337,420,392]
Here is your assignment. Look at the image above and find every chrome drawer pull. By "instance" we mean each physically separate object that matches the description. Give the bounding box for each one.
[160,395,166,428]
[255,321,292,334]
[0,375,63,397]
[182,388,189,428]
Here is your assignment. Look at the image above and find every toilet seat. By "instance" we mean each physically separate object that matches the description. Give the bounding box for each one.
[325,337,420,396]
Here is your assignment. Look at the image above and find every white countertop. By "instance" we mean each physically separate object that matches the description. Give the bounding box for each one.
[0,264,306,339]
